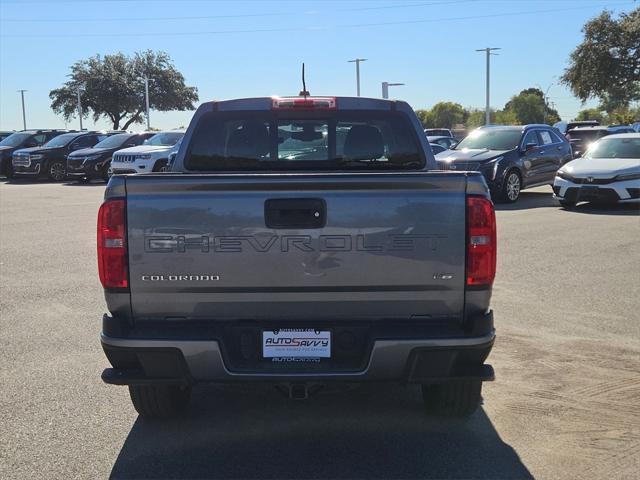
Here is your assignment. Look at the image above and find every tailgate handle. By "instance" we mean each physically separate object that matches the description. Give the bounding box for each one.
[265,198,326,229]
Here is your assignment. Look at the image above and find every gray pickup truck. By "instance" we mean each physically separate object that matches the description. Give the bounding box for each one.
[98,96,497,419]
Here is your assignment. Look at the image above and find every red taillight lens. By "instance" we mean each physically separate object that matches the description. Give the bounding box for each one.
[466,195,496,286]
[272,97,336,110]
[97,198,128,289]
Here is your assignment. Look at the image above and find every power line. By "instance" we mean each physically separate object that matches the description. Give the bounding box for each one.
[1,2,633,37]
[0,0,476,22]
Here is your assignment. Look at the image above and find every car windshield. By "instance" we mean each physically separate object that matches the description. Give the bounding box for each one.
[583,137,640,159]
[425,129,450,136]
[454,129,522,151]
[93,133,134,149]
[0,132,32,147]
[567,130,605,141]
[43,133,79,147]
[145,132,183,146]
[186,111,423,171]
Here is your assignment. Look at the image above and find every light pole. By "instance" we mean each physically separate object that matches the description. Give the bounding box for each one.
[537,82,554,124]
[17,90,27,130]
[381,82,404,99]
[475,47,501,125]
[348,58,367,97]
[76,85,85,130]
[144,76,151,130]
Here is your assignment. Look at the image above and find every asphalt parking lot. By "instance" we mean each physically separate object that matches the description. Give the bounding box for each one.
[1,180,639,479]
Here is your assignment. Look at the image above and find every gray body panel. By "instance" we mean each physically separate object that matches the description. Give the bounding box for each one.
[120,172,472,322]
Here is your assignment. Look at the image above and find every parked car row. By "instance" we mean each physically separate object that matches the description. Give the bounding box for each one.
[0,129,184,182]
[432,124,639,206]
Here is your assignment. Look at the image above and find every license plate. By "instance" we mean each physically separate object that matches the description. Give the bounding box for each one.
[580,186,600,198]
[262,329,331,358]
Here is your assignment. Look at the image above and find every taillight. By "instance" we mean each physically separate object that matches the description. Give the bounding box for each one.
[97,198,128,289]
[272,97,336,110]
[466,195,496,286]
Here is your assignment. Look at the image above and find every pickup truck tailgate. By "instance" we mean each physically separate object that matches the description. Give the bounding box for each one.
[124,173,467,321]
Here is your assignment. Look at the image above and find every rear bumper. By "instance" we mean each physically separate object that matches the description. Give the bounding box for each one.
[100,315,495,385]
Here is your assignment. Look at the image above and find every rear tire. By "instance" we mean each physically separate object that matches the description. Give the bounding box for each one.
[421,381,482,418]
[128,385,192,419]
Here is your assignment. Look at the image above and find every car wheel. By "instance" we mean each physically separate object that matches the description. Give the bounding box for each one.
[47,161,66,181]
[421,381,482,418]
[559,200,576,209]
[3,162,14,179]
[102,165,112,182]
[152,159,168,172]
[128,385,191,419]
[501,170,521,203]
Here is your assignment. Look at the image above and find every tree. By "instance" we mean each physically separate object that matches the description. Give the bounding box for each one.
[50,50,198,130]
[504,88,560,124]
[576,108,608,123]
[414,109,432,128]
[429,102,466,129]
[465,109,487,129]
[561,8,640,112]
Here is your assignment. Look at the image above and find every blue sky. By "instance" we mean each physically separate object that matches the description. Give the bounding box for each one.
[0,0,636,131]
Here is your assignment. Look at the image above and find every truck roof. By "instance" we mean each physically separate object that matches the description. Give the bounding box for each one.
[204,96,407,112]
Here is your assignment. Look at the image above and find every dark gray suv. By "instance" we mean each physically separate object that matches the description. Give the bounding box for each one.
[435,124,573,202]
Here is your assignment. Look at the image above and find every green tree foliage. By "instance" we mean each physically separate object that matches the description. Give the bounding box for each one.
[465,109,486,129]
[504,88,560,124]
[414,109,432,128]
[561,8,640,112]
[50,50,199,130]
[429,102,466,129]
[576,108,608,123]
[415,102,466,128]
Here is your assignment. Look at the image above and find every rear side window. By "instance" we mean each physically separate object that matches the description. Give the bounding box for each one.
[186,111,424,171]
[522,131,539,147]
[538,130,554,145]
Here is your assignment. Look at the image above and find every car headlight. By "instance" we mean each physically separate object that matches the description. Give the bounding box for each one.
[481,156,503,180]
[615,172,640,181]
[29,154,44,160]
[556,170,574,181]
[135,154,152,160]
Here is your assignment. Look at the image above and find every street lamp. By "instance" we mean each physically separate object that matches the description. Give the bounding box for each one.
[144,76,151,130]
[76,85,86,130]
[348,58,367,97]
[17,90,27,130]
[381,82,404,99]
[475,47,501,125]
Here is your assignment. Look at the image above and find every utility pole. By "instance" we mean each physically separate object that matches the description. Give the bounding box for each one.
[475,47,500,125]
[381,81,404,99]
[144,76,151,130]
[76,86,85,130]
[17,90,27,130]
[348,58,367,97]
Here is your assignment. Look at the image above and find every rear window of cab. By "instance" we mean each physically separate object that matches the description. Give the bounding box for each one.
[184,111,424,172]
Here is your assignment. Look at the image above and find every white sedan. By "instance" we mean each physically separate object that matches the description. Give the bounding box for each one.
[553,133,640,208]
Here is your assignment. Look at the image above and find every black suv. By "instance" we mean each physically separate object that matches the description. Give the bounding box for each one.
[567,125,635,158]
[435,124,573,202]
[66,132,155,182]
[0,129,71,178]
[12,131,111,181]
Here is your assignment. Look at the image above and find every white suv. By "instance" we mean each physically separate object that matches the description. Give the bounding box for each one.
[110,130,184,174]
